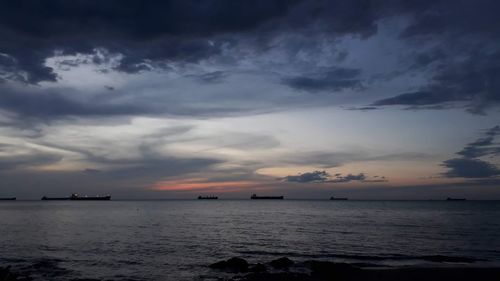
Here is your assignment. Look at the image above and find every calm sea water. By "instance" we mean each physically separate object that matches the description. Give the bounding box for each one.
[1,200,499,280]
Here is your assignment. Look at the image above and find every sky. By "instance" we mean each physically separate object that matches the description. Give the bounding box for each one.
[0,0,499,199]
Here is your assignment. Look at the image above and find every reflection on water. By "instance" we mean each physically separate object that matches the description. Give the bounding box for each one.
[1,200,499,280]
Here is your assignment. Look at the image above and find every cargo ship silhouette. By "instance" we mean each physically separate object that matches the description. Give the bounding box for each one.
[198,195,218,199]
[251,194,284,200]
[330,196,348,200]
[446,197,466,201]
[42,193,111,201]
[0,197,16,201]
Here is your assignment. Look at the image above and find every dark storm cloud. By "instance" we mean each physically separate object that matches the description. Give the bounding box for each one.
[0,0,295,83]
[0,152,62,171]
[330,173,366,183]
[457,126,500,159]
[0,86,149,118]
[373,91,457,107]
[283,67,362,92]
[0,0,411,84]
[282,170,384,183]
[0,0,497,115]
[373,50,500,113]
[0,84,280,120]
[442,126,500,178]
[372,0,500,114]
[442,158,500,178]
[345,106,378,111]
[283,170,329,183]
[0,0,379,84]
[189,71,228,83]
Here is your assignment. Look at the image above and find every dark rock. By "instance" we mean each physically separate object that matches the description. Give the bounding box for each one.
[308,261,360,279]
[1,266,17,281]
[209,257,248,272]
[235,272,311,281]
[209,260,228,269]
[0,266,32,281]
[270,257,294,269]
[249,263,267,273]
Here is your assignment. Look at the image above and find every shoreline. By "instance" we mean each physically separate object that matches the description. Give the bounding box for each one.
[207,257,500,281]
[2,256,500,281]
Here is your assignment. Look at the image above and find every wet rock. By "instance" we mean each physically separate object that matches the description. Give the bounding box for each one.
[269,257,294,269]
[0,266,32,281]
[209,260,228,269]
[248,263,267,273]
[234,272,311,281]
[0,266,17,281]
[209,257,248,272]
[308,261,360,279]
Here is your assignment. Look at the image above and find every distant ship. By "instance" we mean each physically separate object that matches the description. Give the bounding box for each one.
[198,196,218,200]
[0,197,16,201]
[42,193,111,201]
[330,197,348,200]
[251,194,284,200]
[446,198,466,201]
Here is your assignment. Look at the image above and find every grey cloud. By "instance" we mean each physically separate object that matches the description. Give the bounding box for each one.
[0,152,62,171]
[442,126,500,178]
[1,0,498,116]
[374,50,500,114]
[83,168,101,174]
[189,71,228,83]
[442,158,500,178]
[283,170,329,183]
[0,0,380,84]
[345,106,378,111]
[330,173,366,183]
[400,0,500,38]
[0,86,149,118]
[282,170,384,184]
[373,91,458,107]
[280,151,431,168]
[283,67,362,92]
[456,126,500,159]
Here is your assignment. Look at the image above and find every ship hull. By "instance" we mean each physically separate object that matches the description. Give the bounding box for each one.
[251,196,284,200]
[0,198,16,201]
[70,196,111,200]
[42,195,111,200]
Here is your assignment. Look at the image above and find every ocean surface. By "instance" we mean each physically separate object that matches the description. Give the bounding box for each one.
[1,200,499,280]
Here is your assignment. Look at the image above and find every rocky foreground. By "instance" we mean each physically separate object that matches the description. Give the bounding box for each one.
[207,257,500,281]
[3,257,500,280]
[0,266,30,281]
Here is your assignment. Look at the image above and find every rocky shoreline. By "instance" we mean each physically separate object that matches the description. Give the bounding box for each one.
[207,257,500,281]
[3,256,500,281]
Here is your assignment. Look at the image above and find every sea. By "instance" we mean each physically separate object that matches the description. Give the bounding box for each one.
[1,200,499,280]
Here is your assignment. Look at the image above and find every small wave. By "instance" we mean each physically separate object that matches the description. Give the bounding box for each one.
[237,250,484,263]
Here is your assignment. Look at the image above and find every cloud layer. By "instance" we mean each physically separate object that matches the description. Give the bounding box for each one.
[443,126,500,178]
